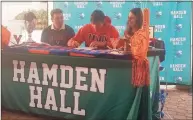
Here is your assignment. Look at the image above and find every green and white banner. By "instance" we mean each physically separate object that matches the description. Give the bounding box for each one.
[2,52,160,120]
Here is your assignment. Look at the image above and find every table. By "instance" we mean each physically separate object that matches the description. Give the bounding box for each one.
[2,50,161,120]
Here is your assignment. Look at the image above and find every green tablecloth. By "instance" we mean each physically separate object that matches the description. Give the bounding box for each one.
[2,52,160,120]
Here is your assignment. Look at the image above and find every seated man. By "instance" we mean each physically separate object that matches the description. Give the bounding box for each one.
[68,10,119,48]
[1,25,11,49]
[41,9,75,46]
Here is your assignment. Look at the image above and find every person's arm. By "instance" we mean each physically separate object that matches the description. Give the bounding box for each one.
[107,26,120,48]
[41,29,48,43]
[67,27,85,47]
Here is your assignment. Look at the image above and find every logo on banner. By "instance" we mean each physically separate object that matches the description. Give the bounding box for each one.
[175,50,183,58]
[159,64,165,71]
[64,2,69,8]
[96,1,102,8]
[174,76,183,83]
[74,2,88,8]
[79,13,85,19]
[114,13,122,20]
[170,64,186,72]
[170,37,186,45]
[155,25,165,32]
[115,26,125,34]
[152,2,163,6]
[63,13,71,20]
[159,76,165,81]
[175,24,183,31]
[75,25,84,31]
[156,11,162,18]
[133,2,142,8]
[171,10,186,18]
[110,0,125,8]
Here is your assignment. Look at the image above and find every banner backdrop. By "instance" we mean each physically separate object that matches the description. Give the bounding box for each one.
[53,1,192,85]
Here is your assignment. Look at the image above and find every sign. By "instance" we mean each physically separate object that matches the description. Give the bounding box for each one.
[13,60,106,116]
[53,1,192,85]
[2,52,160,120]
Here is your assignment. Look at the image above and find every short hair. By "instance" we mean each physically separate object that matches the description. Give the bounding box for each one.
[24,12,36,22]
[91,10,105,24]
[130,8,143,29]
[51,9,63,18]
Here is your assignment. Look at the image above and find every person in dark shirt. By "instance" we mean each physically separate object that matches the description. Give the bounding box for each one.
[41,9,75,46]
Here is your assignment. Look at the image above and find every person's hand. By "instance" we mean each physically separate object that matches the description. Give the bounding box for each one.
[68,39,80,48]
[89,41,106,48]
[110,38,119,49]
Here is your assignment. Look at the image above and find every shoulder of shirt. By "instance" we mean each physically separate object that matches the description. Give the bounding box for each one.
[42,25,52,32]
[65,24,74,31]
[82,24,92,29]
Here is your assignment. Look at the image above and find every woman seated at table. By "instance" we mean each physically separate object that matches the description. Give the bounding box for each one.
[67,10,119,49]
[114,8,150,86]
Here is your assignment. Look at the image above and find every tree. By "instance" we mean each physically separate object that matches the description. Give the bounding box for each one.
[15,9,48,30]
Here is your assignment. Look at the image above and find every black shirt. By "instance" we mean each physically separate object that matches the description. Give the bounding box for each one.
[41,25,75,46]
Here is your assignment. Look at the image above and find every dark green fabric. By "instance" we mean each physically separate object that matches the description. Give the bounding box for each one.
[2,52,160,120]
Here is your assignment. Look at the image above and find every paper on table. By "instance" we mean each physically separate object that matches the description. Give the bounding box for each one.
[74,47,97,50]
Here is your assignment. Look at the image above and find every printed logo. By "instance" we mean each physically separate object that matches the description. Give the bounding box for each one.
[96,1,102,8]
[115,26,125,34]
[152,2,163,6]
[155,25,165,32]
[157,38,162,41]
[133,1,141,8]
[156,11,162,18]
[110,0,125,8]
[170,37,186,45]
[79,13,85,19]
[64,2,69,8]
[175,24,183,31]
[170,64,186,72]
[74,25,83,31]
[159,76,165,81]
[74,2,88,8]
[171,10,186,18]
[174,76,183,83]
[159,65,165,71]
[63,13,71,20]
[88,34,108,42]
[114,12,122,20]
[175,50,183,58]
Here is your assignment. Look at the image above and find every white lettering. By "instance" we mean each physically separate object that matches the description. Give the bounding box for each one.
[44,88,58,111]
[73,92,85,116]
[29,86,42,108]
[27,62,40,84]
[60,90,71,113]
[75,67,88,91]
[42,63,58,87]
[90,68,106,93]
[13,60,25,82]
[60,65,73,88]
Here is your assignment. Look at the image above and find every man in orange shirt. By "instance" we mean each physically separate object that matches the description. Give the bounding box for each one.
[68,10,119,48]
[1,25,11,49]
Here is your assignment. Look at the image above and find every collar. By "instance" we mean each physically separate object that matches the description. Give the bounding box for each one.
[51,24,65,30]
